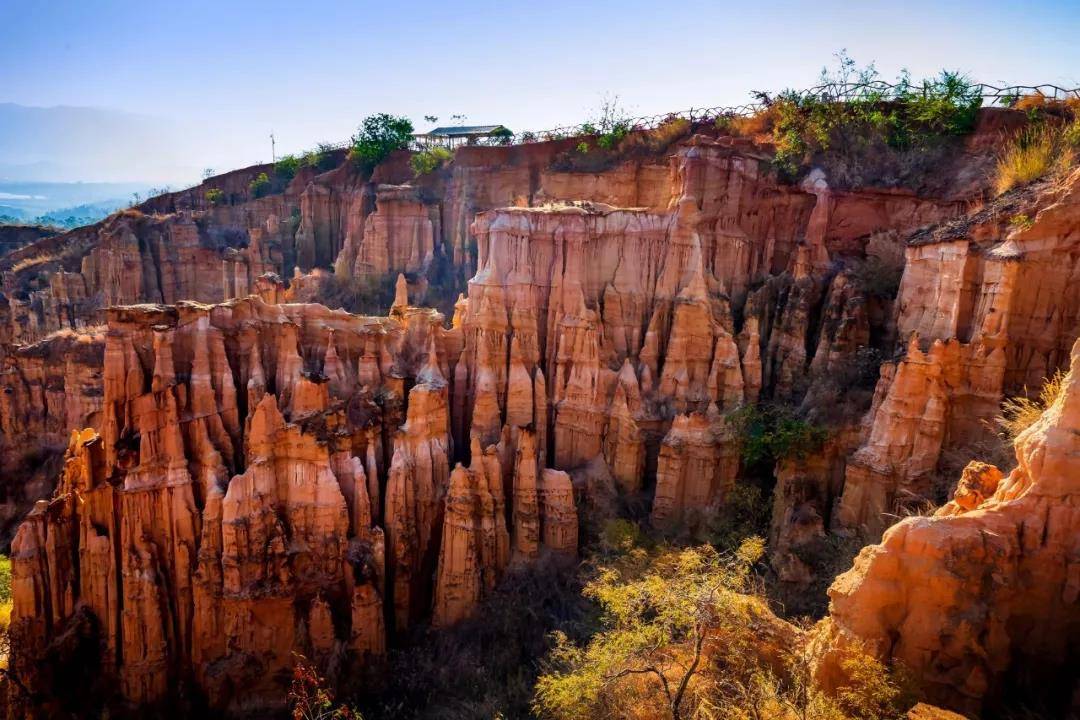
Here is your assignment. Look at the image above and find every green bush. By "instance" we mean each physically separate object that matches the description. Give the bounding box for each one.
[768,53,982,179]
[248,172,272,198]
[726,404,828,467]
[410,145,453,176]
[596,120,631,150]
[350,113,415,172]
[204,188,225,205]
[274,154,300,180]
[300,143,340,172]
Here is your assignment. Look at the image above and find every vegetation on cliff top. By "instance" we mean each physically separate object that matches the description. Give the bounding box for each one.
[411,145,453,176]
[994,116,1080,194]
[757,52,983,185]
[350,113,415,172]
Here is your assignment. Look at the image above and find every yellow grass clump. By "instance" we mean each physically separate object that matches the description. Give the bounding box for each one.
[996,368,1068,440]
[995,121,1079,195]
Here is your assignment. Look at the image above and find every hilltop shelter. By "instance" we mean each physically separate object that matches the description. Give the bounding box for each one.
[413,125,513,149]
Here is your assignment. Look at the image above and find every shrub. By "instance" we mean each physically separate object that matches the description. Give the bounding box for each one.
[596,120,631,150]
[350,113,415,172]
[301,143,340,172]
[575,141,590,154]
[726,404,828,468]
[490,126,514,145]
[520,131,537,143]
[274,154,300,180]
[289,654,364,719]
[248,172,272,199]
[533,542,763,720]
[410,145,453,176]
[359,556,591,720]
[204,188,225,206]
[997,368,1068,440]
[647,116,691,151]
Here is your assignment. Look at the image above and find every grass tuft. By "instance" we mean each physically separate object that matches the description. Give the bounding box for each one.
[996,369,1068,440]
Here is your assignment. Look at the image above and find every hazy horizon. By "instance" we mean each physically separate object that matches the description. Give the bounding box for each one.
[3,0,1079,188]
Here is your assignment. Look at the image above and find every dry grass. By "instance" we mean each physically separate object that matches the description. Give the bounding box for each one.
[995,121,1079,194]
[8,250,62,274]
[996,368,1068,440]
[651,116,691,146]
[1014,92,1080,115]
[717,108,776,137]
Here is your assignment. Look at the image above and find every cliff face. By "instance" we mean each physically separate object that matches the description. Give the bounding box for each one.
[8,111,1080,715]
[819,335,1080,717]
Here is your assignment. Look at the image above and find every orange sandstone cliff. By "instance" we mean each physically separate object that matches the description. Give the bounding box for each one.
[5,111,1080,715]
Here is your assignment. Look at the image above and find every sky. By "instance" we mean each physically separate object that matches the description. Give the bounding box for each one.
[2,0,1079,185]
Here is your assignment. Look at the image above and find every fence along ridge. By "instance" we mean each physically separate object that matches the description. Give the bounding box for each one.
[308,80,1080,155]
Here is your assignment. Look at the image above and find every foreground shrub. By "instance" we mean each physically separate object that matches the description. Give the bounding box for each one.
[534,541,764,720]
[204,188,225,205]
[410,146,453,176]
[350,114,414,172]
[359,556,591,720]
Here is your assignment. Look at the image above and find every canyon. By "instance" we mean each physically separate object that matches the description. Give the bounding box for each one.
[2,108,1079,718]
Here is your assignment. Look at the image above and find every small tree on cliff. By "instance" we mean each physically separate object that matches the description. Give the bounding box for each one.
[533,540,764,720]
[350,113,414,172]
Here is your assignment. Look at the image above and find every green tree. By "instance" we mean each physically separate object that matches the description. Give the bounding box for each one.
[350,113,414,171]
[533,540,764,720]
[275,154,300,180]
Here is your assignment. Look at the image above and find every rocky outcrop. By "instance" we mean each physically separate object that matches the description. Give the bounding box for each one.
[820,336,1080,716]
[833,169,1080,537]
[7,296,448,713]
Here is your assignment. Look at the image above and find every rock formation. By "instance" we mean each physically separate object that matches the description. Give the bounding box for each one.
[6,108,1080,717]
[820,335,1080,717]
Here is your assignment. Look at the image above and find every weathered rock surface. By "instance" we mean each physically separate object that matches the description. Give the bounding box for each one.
[820,336,1080,716]
[8,112,1071,717]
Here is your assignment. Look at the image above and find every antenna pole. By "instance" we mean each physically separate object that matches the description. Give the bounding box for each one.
[270,132,276,162]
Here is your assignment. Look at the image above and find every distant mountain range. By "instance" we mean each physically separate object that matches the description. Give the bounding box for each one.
[0,181,153,229]
[0,103,200,185]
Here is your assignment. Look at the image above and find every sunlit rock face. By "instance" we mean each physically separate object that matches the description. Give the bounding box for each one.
[12,118,1080,716]
[819,335,1080,717]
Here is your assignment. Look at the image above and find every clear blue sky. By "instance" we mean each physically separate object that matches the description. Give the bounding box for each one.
[2,0,1079,183]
